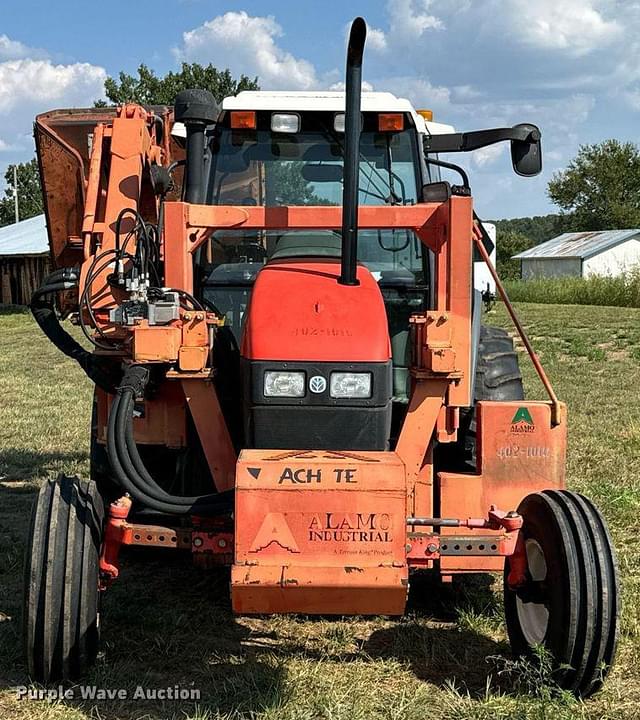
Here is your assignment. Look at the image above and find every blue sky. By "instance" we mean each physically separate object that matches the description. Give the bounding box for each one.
[1,0,638,219]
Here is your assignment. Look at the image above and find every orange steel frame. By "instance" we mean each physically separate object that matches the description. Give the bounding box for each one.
[37,105,566,612]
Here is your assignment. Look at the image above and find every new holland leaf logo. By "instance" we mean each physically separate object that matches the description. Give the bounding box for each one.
[510,407,535,433]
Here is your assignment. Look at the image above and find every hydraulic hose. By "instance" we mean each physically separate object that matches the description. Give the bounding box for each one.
[106,392,193,514]
[107,367,233,516]
[121,391,223,505]
[117,389,231,508]
[30,271,120,394]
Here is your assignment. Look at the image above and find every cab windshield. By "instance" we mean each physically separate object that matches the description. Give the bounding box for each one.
[198,111,427,341]
[202,111,424,277]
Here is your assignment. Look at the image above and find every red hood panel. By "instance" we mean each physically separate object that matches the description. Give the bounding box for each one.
[240,260,391,362]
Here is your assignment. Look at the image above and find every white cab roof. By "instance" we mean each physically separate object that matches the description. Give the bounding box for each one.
[221,91,454,134]
[173,91,454,139]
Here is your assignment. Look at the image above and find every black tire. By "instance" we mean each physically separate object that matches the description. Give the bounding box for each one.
[474,326,525,403]
[23,474,105,682]
[438,325,524,468]
[504,490,620,698]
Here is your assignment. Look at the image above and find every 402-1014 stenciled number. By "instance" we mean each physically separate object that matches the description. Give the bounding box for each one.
[497,445,551,460]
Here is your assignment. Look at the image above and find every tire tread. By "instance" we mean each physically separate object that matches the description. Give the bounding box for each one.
[504,489,619,698]
[23,475,104,682]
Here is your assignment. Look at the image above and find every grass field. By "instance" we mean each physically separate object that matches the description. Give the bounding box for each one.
[0,302,639,720]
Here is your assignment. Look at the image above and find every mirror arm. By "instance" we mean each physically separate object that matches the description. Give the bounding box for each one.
[424,155,470,192]
[424,125,540,153]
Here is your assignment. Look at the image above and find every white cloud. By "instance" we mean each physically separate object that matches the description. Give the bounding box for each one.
[0,59,106,114]
[386,0,621,57]
[0,35,32,60]
[500,0,621,56]
[388,0,444,37]
[472,144,505,168]
[451,85,483,102]
[0,33,49,62]
[373,76,451,112]
[0,37,106,188]
[622,87,640,111]
[367,27,388,52]
[328,80,375,92]
[361,0,638,216]
[175,11,317,90]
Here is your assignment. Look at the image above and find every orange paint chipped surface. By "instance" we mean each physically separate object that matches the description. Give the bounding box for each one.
[232,450,408,614]
[439,400,566,572]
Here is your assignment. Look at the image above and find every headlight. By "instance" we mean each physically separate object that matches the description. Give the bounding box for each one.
[330,372,372,398]
[333,112,363,133]
[264,370,305,397]
[271,112,301,133]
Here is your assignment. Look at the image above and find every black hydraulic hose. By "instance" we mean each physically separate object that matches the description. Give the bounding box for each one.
[111,393,232,515]
[106,392,196,514]
[112,391,193,508]
[40,268,75,285]
[118,388,231,508]
[107,371,233,515]
[30,273,119,394]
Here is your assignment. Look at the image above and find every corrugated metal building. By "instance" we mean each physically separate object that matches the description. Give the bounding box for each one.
[0,214,49,305]
[513,230,640,279]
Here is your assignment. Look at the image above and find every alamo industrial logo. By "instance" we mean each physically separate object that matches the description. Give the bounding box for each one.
[16,685,201,702]
[510,407,535,434]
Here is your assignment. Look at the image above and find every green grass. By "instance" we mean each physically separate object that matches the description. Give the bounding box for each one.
[1,303,639,719]
[504,268,640,307]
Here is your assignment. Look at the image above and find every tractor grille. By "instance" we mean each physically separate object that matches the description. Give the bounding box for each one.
[242,360,393,450]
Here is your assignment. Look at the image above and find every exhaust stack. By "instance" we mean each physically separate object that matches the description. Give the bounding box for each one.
[174,89,219,205]
[339,17,367,286]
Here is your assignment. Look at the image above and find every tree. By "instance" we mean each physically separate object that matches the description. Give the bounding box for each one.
[548,140,640,231]
[97,63,259,106]
[0,159,43,227]
[492,214,561,246]
[496,229,535,279]
[265,163,333,206]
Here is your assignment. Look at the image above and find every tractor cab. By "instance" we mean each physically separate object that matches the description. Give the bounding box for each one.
[196,92,442,413]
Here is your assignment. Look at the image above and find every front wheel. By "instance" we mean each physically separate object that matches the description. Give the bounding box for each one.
[23,475,104,682]
[504,490,619,698]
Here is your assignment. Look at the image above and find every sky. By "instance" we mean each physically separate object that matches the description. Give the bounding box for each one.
[0,0,638,219]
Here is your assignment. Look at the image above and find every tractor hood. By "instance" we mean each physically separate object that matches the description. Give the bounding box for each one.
[240,259,391,363]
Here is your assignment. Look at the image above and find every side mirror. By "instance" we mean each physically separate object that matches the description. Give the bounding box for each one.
[424,123,543,178]
[421,181,452,203]
[511,123,542,177]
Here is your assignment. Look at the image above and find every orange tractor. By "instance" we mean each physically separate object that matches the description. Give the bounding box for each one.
[25,17,618,696]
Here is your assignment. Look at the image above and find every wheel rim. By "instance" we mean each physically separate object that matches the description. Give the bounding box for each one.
[516,539,550,645]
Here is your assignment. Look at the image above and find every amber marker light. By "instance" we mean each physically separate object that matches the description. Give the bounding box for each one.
[230,111,257,129]
[378,113,404,131]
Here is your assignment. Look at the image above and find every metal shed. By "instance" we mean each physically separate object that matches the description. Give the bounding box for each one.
[0,214,50,305]
[513,229,640,279]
